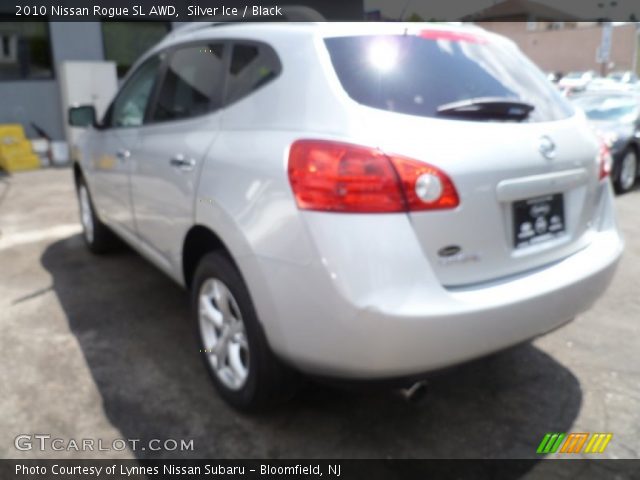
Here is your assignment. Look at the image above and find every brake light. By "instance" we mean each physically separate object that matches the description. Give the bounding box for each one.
[419,30,487,44]
[598,140,612,180]
[288,140,459,213]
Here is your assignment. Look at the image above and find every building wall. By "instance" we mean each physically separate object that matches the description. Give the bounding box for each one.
[0,22,105,140]
[479,22,638,75]
[0,79,61,138]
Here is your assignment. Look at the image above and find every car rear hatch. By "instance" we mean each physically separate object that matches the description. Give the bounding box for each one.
[323,26,604,287]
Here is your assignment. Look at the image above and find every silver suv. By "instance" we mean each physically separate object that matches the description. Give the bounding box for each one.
[69,23,623,410]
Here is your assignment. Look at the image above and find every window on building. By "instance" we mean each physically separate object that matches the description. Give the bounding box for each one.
[548,22,565,30]
[101,22,170,77]
[0,21,53,80]
[151,44,225,122]
[225,42,281,105]
[1,35,11,57]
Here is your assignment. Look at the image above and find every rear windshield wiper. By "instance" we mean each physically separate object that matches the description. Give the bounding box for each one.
[436,97,535,121]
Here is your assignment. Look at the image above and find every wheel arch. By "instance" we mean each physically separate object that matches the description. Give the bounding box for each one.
[182,225,237,290]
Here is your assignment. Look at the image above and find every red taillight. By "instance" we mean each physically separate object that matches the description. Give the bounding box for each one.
[288,140,404,213]
[598,140,613,180]
[287,140,459,213]
[388,155,460,211]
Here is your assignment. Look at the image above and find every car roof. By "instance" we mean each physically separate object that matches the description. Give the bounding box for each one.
[154,22,504,57]
[134,22,501,84]
[166,21,487,42]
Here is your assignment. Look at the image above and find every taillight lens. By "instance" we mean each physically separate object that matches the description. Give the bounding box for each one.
[598,140,613,180]
[288,140,404,212]
[388,155,459,211]
[288,140,459,213]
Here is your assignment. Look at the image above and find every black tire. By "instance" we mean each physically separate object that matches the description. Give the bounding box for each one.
[192,251,296,411]
[613,147,638,194]
[76,176,118,254]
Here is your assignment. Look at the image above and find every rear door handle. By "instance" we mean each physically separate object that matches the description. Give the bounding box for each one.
[169,154,196,171]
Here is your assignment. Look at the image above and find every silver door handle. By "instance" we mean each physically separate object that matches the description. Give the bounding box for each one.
[116,149,131,160]
[169,154,196,170]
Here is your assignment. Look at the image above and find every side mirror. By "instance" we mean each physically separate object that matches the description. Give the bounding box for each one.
[68,105,96,128]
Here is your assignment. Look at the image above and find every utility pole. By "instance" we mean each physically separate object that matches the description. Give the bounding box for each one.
[597,22,613,76]
[596,1,617,76]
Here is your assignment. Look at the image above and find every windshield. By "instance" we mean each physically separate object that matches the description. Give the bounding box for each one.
[324,32,573,122]
[572,95,639,122]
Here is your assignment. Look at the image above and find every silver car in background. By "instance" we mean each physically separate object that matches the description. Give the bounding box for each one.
[69,23,623,410]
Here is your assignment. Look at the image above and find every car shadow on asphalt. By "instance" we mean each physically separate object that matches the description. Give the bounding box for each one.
[41,234,582,462]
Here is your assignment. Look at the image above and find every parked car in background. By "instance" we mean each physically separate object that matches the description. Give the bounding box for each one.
[559,70,599,95]
[68,23,623,410]
[572,90,640,193]
[586,77,629,92]
[546,71,562,84]
[607,70,639,85]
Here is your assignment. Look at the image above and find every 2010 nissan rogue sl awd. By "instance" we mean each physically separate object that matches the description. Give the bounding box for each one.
[69,23,624,410]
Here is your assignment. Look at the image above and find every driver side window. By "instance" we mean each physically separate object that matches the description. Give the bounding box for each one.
[110,55,162,128]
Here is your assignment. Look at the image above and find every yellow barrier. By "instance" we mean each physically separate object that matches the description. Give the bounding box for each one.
[0,123,41,172]
[0,142,32,157]
[0,124,26,142]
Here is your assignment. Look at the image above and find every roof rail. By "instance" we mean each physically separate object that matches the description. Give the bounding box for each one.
[166,6,326,39]
[166,22,225,39]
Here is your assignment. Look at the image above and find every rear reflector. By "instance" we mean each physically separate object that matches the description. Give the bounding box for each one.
[288,140,459,213]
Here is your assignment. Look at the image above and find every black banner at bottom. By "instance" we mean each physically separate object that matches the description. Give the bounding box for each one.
[2,459,640,480]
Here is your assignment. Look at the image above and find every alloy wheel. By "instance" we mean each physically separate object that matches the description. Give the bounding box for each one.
[79,185,94,244]
[619,151,638,192]
[198,278,250,390]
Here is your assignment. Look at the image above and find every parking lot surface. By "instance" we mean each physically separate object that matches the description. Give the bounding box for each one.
[1,169,639,465]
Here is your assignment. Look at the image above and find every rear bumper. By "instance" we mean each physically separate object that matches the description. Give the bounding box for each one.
[249,185,623,379]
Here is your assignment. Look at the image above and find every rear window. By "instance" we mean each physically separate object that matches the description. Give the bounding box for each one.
[224,42,281,106]
[324,32,573,122]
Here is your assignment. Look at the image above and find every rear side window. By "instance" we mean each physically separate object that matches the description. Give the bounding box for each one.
[224,42,281,105]
[325,33,573,123]
[151,43,225,122]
